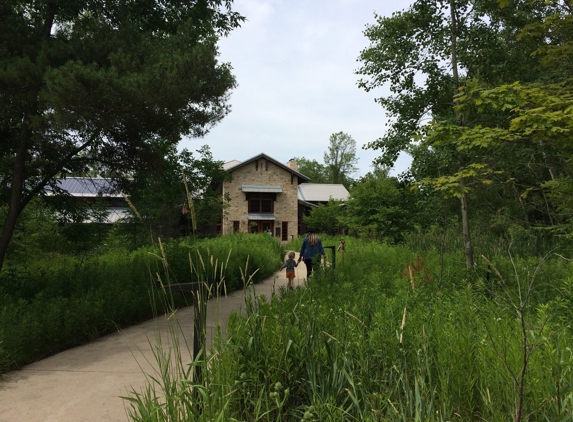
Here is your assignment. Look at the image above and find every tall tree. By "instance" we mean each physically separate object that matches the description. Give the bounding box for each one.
[324,131,359,187]
[421,0,573,234]
[123,144,229,240]
[0,0,243,272]
[292,157,328,183]
[356,0,552,267]
[341,171,415,242]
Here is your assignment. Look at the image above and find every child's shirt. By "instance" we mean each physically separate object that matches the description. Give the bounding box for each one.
[281,258,298,272]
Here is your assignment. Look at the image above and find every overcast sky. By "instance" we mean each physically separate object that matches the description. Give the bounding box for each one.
[179,0,414,178]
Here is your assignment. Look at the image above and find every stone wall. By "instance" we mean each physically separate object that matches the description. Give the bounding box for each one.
[222,157,300,239]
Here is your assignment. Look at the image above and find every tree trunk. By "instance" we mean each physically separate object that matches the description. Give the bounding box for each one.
[0,138,29,273]
[451,0,474,269]
[0,8,56,274]
[460,186,474,269]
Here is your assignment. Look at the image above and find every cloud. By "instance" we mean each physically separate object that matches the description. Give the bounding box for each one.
[181,0,414,177]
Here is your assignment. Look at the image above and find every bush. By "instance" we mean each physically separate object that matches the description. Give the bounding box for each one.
[0,234,285,374]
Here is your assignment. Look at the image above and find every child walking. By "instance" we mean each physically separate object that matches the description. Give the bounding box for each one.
[281,251,298,290]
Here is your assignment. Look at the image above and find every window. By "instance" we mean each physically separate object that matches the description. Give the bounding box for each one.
[282,222,288,241]
[247,193,275,213]
[233,221,240,232]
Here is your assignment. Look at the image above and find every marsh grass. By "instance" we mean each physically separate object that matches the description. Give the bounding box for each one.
[123,235,573,421]
[0,232,283,375]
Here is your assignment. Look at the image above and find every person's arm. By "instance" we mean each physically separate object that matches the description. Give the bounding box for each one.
[299,239,307,261]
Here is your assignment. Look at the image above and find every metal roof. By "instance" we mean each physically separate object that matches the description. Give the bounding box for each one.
[47,178,121,197]
[297,183,349,203]
[241,184,283,193]
[222,160,241,170]
[247,214,276,220]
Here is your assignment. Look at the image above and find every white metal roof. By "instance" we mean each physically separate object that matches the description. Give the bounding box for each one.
[247,214,276,220]
[46,177,121,197]
[222,160,241,170]
[297,183,349,203]
[241,184,283,193]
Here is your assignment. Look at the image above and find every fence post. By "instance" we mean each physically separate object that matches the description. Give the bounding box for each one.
[323,245,336,269]
[166,282,206,406]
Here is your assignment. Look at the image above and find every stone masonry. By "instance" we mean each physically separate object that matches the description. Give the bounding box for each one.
[222,157,302,238]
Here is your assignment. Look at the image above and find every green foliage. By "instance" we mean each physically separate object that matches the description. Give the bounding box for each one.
[355,0,572,260]
[302,199,346,236]
[356,0,549,168]
[1,199,66,262]
[0,0,244,272]
[416,3,573,233]
[120,235,573,421]
[292,157,328,184]
[323,132,359,187]
[214,238,573,421]
[342,172,418,242]
[0,234,283,374]
[121,145,229,240]
[160,233,285,292]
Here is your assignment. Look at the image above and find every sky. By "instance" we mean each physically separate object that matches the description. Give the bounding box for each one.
[179,0,414,178]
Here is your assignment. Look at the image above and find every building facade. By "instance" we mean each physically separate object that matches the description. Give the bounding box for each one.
[222,154,309,241]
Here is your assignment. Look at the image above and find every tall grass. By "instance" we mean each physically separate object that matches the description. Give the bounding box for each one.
[0,233,284,374]
[124,235,573,421]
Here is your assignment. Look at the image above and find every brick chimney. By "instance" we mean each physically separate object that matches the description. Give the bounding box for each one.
[286,158,298,171]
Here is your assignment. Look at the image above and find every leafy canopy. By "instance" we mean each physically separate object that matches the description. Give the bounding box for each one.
[0,0,244,272]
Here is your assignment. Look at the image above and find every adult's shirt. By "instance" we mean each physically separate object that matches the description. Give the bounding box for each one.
[300,237,325,260]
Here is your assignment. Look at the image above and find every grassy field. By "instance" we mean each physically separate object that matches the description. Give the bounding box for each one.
[123,234,573,421]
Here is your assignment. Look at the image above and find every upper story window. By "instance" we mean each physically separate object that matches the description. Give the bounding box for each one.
[247,193,275,213]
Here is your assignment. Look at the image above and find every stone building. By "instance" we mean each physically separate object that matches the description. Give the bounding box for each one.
[220,153,349,240]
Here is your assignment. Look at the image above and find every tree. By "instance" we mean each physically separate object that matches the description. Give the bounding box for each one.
[122,145,230,242]
[419,1,573,235]
[356,0,553,267]
[303,199,346,236]
[341,172,413,242]
[324,132,359,187]
[292,157,328,183]
[0,0,244,272]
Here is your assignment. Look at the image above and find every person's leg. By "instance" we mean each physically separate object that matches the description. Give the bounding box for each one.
[304,258,313,278]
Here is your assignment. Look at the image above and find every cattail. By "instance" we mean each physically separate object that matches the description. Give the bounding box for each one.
[181,168,197,233]
[408,264,415,291]
[399,307,407,344]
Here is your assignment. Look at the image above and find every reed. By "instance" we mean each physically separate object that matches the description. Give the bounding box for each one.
[121,235,573,421]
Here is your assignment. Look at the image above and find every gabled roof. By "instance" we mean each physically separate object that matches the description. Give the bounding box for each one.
[298,183,349,203]
[46,177,122,197]
[223,153,310,182]
[222,160,241,170]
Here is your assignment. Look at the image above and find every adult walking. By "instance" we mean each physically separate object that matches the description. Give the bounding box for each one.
[298,227,325,278]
